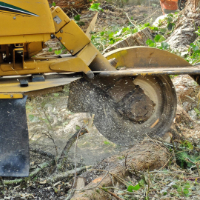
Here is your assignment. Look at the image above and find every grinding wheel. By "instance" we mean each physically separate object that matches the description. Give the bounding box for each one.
[68,75,177,146]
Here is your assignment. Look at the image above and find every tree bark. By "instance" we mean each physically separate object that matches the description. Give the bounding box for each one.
[166,0,200,52]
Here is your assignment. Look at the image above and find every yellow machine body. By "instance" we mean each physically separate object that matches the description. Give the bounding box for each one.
[0,0,54,44]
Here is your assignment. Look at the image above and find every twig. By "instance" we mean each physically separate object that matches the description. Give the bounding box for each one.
[72,128,82,188]
[56,128,88,171]
[45,166,92,183]
[65,126,87,200]
[125,13,139,29]
[101,188,124,200]
[2,161,53,185]
[138,9,160,25]
[30,147,55,159]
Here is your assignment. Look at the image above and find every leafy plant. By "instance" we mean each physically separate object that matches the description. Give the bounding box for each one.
[54,49,62,55]
[52,1,56,6]
[127,179,145,192]
[127,184,140,192]
[194,107,200,118]
[91,23,151,52]
[177,182,191,197]
[89,3,103,12]
[104,141,110,145]
[48,47,53,52]
[74,15,81,21]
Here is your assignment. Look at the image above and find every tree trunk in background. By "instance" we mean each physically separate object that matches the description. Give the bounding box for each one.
[167,0,200,52]
[48,0,91,15]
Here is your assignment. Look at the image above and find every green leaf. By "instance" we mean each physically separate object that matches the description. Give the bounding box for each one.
[194,108,200,114]
[149,26,158,31]
[76,125,81,130]
[52,1,56,6]
[104,141,110,145]
[183,188,190,196]
[146,39,155,46]
[54,93,59,97]
[139,179,145,187]
[74,15,81,21]
[28,115,35,122]
[167,23,175,31]
[100,31,105,36]
[108,32,114,39]
[89,3,103,12]
[161,42,169,50]
[154,35,161,42]
[54,49,62,55]
[127,184,141,192]
[48,47,53,52]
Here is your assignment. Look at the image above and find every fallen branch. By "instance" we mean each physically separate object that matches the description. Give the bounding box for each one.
[56,128,88,171]
[101,188,124,200]
[45,166,92,183]
[3,161,53,185]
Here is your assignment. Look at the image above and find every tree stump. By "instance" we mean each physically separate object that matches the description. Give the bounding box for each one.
[103,27,153,53]
[71,139,169,200]
[166,0,200,52]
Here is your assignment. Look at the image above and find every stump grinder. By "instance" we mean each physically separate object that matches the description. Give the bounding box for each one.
[0,0,199,177]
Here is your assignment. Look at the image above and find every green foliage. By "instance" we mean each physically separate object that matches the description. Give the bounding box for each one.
[176,150,200,168]
[28,114,35,122]
[186,43,200,64]
[48,47,53,52]
[177,182,191,197]
[52,1,56,6]
[76,125,81,131]
[127,179,145,192]
[54,49,62,55]
[154,34,166,42]
[53,93,60,97]
[89,3,103,12]
[146,39,169,50]
[91,24,151,52]
[127,184,140,192]
[74,15,81,21]
[194,108,200,118]
[104,141,111,145]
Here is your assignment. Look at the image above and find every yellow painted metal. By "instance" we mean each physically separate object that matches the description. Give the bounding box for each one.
[50,57,91,74]
[0,93,23,99]
[0,77,80,93]
[77,43,98,66]
[0,0,55,38]
[0,34,51,45]
[0,56,92,75]
[28,42,44,58]
[51,6,70,33]
[56,20,90,55]
[104,46,192,69]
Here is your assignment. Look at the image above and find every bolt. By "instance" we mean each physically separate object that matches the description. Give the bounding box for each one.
[60,30,63,33]
[51,34,55,38]
[13,16,16,20]
[59,37,62,41]
[10,95,13,98]
[70,50,74,54]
